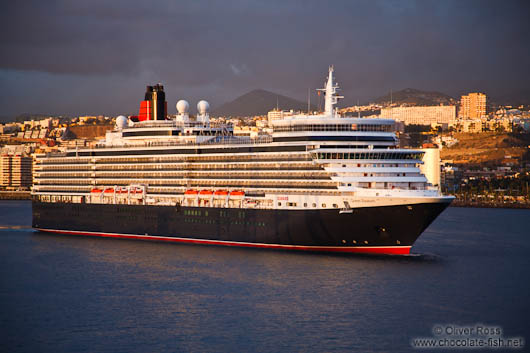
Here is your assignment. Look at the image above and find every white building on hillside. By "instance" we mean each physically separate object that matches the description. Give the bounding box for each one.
[381,106,456,125]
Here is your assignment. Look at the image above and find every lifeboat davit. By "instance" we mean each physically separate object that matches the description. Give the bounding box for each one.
[132,187,144,194]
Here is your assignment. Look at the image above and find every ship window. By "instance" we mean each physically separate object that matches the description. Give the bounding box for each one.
[312,203,316,207]
[278,202,282,206]
[303,203,307,207]
[333,204,338,208]
[322,203,326,208]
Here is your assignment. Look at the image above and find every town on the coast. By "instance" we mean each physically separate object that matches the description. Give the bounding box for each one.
[1,88,529,208]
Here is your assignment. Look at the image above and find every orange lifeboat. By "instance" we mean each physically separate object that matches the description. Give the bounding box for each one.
[199,190,213,198]
[184,190,198,197]
[91,188,103,193]
[229,190,245,198]
[214,190,228,197]
[104,188,115,194]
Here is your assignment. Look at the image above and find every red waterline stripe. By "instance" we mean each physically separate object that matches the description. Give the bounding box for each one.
[35,228,411,255]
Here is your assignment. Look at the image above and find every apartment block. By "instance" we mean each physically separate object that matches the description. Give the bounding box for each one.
[380,106,456,125]
[0,155,12,187]
[459,93,486,119]
[0,154,33,189]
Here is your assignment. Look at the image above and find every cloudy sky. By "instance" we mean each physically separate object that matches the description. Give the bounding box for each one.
[0,0,528,118]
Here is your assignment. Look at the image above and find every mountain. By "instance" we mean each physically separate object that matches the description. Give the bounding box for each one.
[213,89,316,117]
[13,113,56,122]
[488,88,530,107]
[0,113,58,123]
[373,88,456,106]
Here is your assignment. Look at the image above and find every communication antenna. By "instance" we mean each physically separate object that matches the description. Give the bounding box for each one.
[390,89,393,119]
[307,88,311,114]
[357,99,360,119]
[276,96,279,111]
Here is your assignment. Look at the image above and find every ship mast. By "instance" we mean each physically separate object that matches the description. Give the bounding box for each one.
[317,65,344,117]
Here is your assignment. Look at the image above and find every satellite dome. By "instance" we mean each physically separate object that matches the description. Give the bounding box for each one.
[197,100,210,115]
[176,100,190,114]
[115,115,128,129]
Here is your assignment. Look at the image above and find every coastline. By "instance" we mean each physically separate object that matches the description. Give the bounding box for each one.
[450,199,530,209]
[0,191,31,200]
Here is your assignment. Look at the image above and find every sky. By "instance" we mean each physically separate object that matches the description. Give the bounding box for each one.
[0,0,529,118]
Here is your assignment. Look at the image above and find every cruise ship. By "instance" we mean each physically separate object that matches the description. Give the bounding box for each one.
[32,67,453,255]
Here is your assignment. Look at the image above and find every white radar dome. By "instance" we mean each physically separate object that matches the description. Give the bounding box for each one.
[176,100,190,114]
[197,100,210,115]
[115,115,128,129]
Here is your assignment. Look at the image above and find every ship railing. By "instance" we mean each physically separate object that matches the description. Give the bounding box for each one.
[130,121,232,129]
[93,135,274,149]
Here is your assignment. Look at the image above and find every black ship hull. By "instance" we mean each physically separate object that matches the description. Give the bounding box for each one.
[32,200,451,255]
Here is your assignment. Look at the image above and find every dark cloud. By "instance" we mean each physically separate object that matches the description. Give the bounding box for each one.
[0,0,529,117]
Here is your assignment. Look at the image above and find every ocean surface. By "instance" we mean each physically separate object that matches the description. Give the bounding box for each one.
[1,201,529,352]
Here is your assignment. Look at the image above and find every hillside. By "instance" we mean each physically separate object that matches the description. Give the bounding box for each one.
[440,132,530,166]
[373,88,455,106]
[213,89,316,117]
[63,124,114,140]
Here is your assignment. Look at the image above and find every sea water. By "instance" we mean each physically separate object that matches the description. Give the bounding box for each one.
[1,201,528,352]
